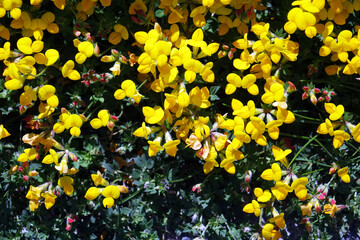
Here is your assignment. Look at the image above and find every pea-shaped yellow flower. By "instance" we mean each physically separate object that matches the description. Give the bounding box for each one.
[58,176,74,196]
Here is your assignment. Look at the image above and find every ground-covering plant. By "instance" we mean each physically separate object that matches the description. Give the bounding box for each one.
[1,0,360,239]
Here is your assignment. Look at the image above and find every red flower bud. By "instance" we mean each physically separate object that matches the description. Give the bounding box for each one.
[318,96,324,102]
[325,96,331,102]
[22,162,29,168]
[65,224,71,231]
[314,88,321,94]
[287,81,296,92]
[302,92,309,100]
[23,175,29,181]
[322,90,328,95]
[110,115,118,121]
[303,86,309,91]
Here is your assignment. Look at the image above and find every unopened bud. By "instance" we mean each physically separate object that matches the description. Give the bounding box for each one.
[23,175,29,181]
[314,88,321,94]
[69,152,78,162]
[28,170,39,177]
[330,91,336,96]
[245,170,252,183]
[65,224,71,231]
[325,96,331,102]
[218,50,226,59]
[287,81,296,92]
[110,115,118,121]
[8,165,18,175]
[192,183,201,193]
[94,43,100,57]
[318,96,324,102]
[303,86,310,91]
[111,49,119,57]
[310,94,317,105]
[322,90,328,95]
[302,92,309,100]
[107,121,114,131]
[314,199,321,213]
[228,51,234,60]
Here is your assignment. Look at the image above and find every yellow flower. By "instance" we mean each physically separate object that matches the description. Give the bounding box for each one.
[108,24,129,45]
[58,176,74,196]
[101,185,125,208]
[62,60,81,80]
[38,85,59,108]
[338,167,350,183]
[84,187,102,200]
[90,109,114,130]
[42,149,59,164]
[254,187,272,202]
[41,192,57,209]
[0,124,11,139]
[261,163,282,182]
[271,182,293,200]
[18,148,37,162]
[17,37,44,55]
[323,203,340,218]
[220,144,244,174]
[261,82,284,104]
[291,177,309,201]
[324,103,344,121]
[75,41,94,64]
[269,213,286,229]
[272,145,291,167]
[301,201,313,216]
[143,106,165,124]
[243,200,261,217]
[333,130,350,149]
[91,171,109,186]
[114,80,137,100]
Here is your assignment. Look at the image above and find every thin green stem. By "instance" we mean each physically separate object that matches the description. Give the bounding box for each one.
[168,171,198,183]
[313,138,333,158]
[136,79,148,90]
[293,113,322,122]
[302,168,324,175]
[289,135,319,167]
[222,214,236,240]
[82,101,95,115]
[119,187,144,204]
[279,132,316,140]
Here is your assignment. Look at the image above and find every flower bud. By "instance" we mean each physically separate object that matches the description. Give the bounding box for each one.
[28,170,39,177]
[192,183,201,193]
[287,81,296,92]
[302,92,309,100]
[303,86,310,91]
[8,165,18,175]
[310,93,317,105]
[23,175,29,181]
[228,51,233,60]
[314,88,321,94]
[245,170,252,183]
